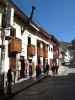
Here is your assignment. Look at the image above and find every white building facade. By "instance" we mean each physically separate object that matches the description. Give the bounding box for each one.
[0,0,59,86]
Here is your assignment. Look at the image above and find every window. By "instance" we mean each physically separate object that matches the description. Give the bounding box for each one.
[51,48,53,52]
[49,46,50,51]
[10,28,16,37]
[28,37,31,44]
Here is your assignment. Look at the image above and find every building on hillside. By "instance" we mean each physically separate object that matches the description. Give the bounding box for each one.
[59,42,72,65]
[67,39,75,65]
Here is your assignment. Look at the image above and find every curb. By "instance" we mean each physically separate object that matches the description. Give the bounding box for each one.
[1,75,46,100]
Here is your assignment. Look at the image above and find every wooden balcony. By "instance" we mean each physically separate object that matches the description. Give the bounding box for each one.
[37,48,43,57]
[27,44,35,56]
[44,46,48,58]
[8,38,22,54]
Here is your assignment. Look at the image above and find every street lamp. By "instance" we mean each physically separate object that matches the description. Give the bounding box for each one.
[0,27,6,95]
[0,26,11,95]
[21,6,36,33]
[28,6,36,23]
[0,1,12,94]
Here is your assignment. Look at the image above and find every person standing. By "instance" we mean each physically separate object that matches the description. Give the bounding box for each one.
[29,62,32,79]
[36,64,41,79]
[32,62,36,80]
[46,63,49,75]
[55,63,59,74]
[51,63,56,75]
[7,68,12,95]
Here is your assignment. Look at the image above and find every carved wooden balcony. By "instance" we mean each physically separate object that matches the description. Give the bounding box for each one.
[27,44,35,56]
[37,48,43,57]
[8,38,22,54]
[44,46,48,58]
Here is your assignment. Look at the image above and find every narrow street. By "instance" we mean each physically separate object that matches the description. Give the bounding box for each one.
[1,0,75,100]
[9,74,75,100]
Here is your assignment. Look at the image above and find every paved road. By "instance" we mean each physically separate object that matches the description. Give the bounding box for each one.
[10,75,75,100]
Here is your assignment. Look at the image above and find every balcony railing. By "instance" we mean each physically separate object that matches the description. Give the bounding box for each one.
[27,44,35,56]
[37,48,43,57]
[44,46,48,58]
[8,38,22,54]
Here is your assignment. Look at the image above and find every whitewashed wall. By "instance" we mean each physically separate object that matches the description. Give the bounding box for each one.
[13,22,21,39]
[24,30,54,66]
[24,30,37,65]
[48,44,53,59]
[48,44,53,64]
[4,41,9,72]
[0,12,2,27]
[21,31,28,59]
[10,8,14,26]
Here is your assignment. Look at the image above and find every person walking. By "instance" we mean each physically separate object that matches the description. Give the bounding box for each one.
[7,68,12,95]
[32,62,36,80]
[51,63,56,76]
[29,63,32,79]
[46,63,49,76]
[55,63,59,74]
[36,64,41,79]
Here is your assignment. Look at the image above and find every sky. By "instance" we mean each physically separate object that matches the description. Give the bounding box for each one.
[11,0,75,43]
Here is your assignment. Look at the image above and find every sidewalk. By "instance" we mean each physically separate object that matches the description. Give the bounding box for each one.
[1,75,46,100]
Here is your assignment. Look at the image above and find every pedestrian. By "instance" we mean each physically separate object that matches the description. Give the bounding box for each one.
[7,68,12,95]
[43,65,46,74]
[36,64,41,79]
[32,62,36,80]
[55,63,59,74]
[51,63,56,75]
[46,63,49,75]
[25,60,27,77]
[29,63,32,79]
[36,64,39,78]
